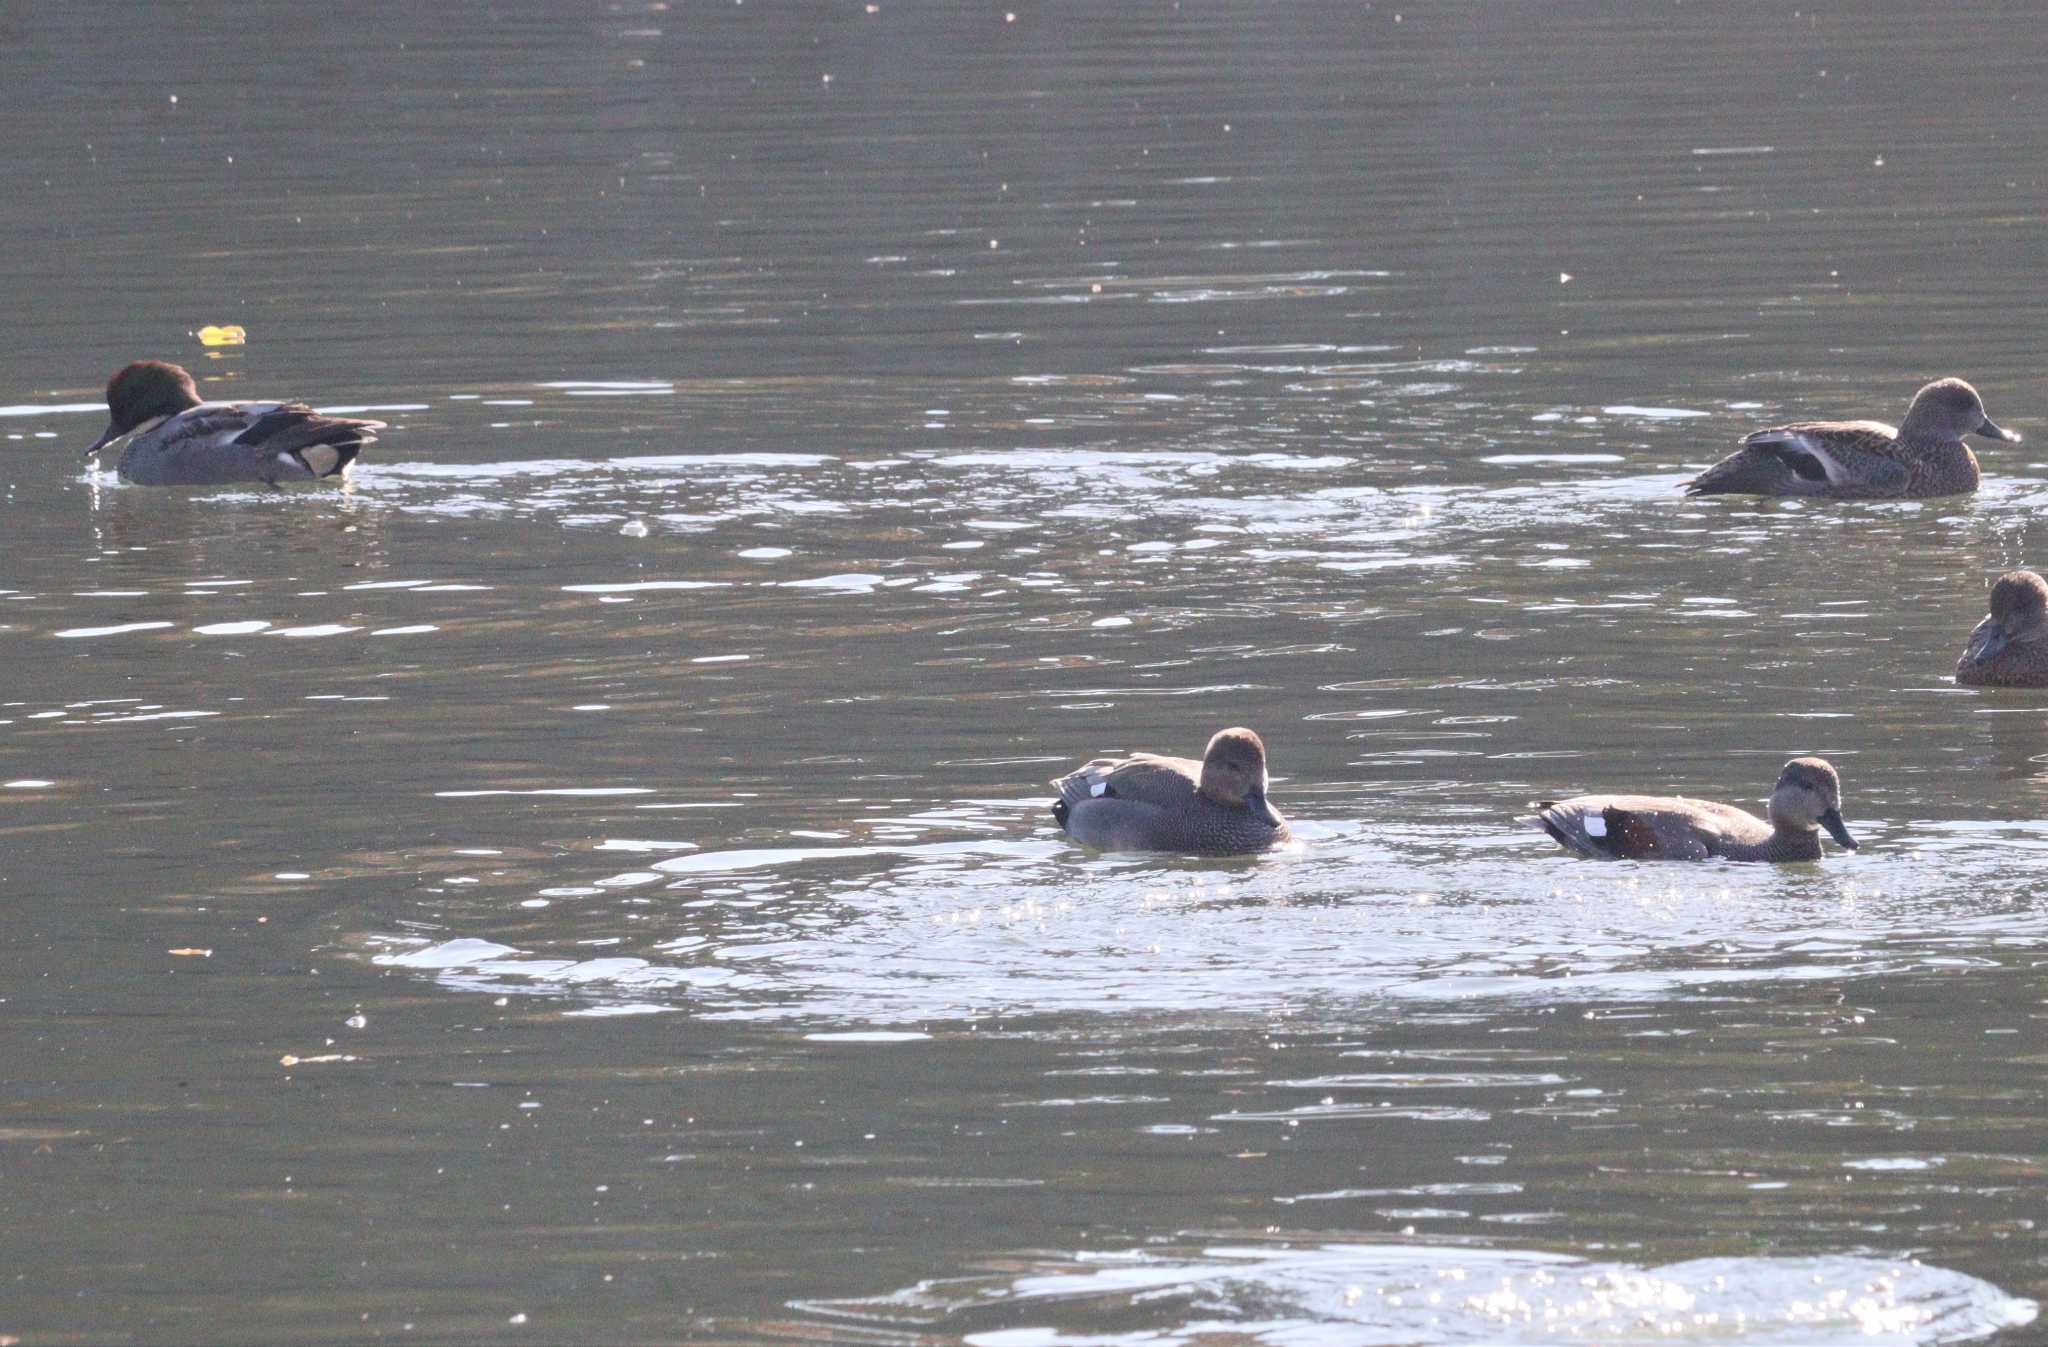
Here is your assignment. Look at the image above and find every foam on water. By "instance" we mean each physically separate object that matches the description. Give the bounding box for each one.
[796,1243,2035,1346]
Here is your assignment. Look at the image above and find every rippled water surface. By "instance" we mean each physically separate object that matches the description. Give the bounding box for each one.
[4,3,2048,1343]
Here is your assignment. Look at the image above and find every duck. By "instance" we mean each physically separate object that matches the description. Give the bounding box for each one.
[1684,378,2017,499]
[1523,757,1857,862]
[1050,726,1291,855]
[1956,570,2048,687]
[81,360,385,485]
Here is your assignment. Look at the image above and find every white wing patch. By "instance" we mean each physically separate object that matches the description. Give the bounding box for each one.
[1750,430,1847,482]
[1583,813,1607,838]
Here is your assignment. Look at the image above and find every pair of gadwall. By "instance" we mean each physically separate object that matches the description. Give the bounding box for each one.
[1501,580,2048,857]
[1687,381,2048,678]
[82,361,384,485]
[1686,378,2018,499]
[1049,732,1857,864]
[1064,565,2048,859]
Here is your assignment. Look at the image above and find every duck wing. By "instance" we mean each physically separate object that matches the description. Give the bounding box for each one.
[1526,796,1716,860]
[1686,420,1906,497]
[228,402,386,478]
[1051,752,1202,809]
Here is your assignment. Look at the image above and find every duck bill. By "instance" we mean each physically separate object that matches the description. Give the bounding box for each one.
[1974,416,2020,443]
[1966,621,2012,667]
[82,421,123,459]
[1247,788,1284,827]
[1819,807,1857,851]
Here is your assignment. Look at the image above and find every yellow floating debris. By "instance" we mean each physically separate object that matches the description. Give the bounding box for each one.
[197,324,247,347]
[167,947,213,957]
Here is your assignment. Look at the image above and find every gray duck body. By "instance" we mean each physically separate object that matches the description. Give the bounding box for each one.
[112,402,385,485]
[1050,728,1290,856]
[1523,757,1857,863]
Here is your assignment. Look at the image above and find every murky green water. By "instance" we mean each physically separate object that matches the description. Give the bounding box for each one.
[3,3,2046,1343]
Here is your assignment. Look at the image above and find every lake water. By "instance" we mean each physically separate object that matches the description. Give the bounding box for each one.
[2,3,2045,1343]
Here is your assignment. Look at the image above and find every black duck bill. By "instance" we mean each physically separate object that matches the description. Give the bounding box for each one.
[82,421,126,459]
[1966,621,2012,666]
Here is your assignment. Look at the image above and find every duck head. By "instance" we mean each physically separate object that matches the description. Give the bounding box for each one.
[1963,569,2048,669]
[83,361,203,458]
[1198,726,1279,822]
[1768,756,1856,850]
[1901,377,2018,444]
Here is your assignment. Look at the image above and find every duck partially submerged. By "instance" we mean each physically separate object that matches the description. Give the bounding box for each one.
[1685,378,2017,499]
[82,360,385,486]
[1956,570,2048,687]
[1050,726,1291,855]
[1524,757,1857,862]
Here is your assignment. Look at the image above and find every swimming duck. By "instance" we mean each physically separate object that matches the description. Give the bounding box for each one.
[1050,726,1291,855]
[1684,378,2017,499]
[1956,570,2048,687]
[82,360,385,485]
[1524,757,1857,862]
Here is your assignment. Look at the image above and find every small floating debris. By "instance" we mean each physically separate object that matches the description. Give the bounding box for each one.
[195,324,247,347]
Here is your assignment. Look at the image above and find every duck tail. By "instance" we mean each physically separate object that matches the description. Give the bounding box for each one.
[1517,805,1569,848]
[236,407,385,479]
[1051,763,1109,808]
[287,429,369,479]
[1521,802,1606,856]
[1683,453,1762,496]
[283,419,384,478]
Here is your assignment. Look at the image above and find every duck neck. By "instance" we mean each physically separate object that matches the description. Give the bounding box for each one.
[1765,802,1818,836]
[1897,404,1959,443]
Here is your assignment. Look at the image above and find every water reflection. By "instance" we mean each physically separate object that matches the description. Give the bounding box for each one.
[363,817,2048,1023]
[792,1242,2035,1346]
